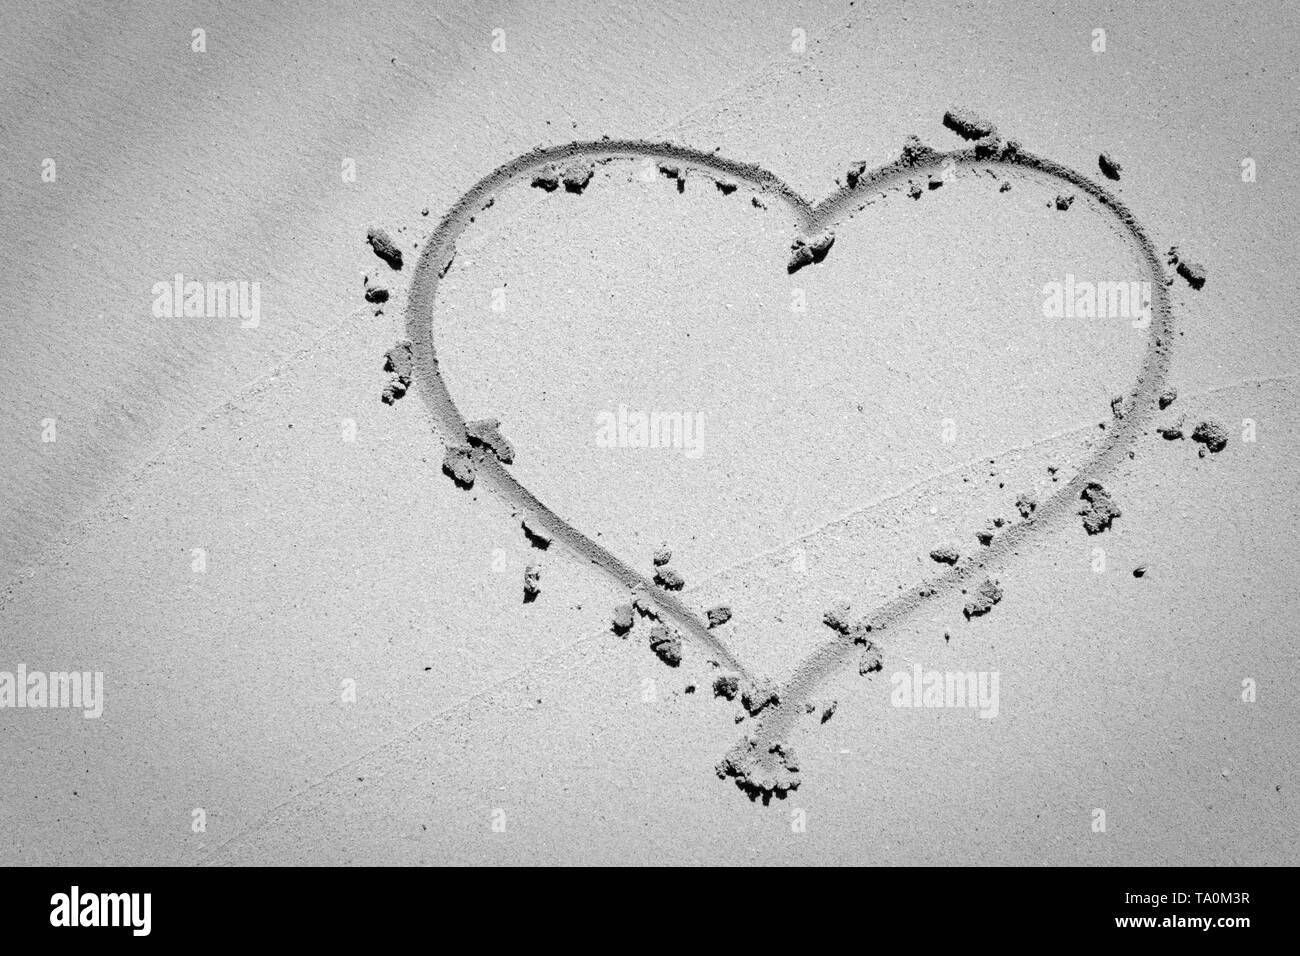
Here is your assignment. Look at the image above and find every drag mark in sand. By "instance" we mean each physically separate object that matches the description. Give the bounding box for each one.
[400,130,1176,801]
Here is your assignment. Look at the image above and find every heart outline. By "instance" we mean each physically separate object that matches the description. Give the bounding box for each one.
[402,135,1174,796]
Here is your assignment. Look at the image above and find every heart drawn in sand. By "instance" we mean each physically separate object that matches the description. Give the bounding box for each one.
[399,131,1174,801]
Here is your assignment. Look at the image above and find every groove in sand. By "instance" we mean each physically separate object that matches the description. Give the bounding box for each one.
[402,135,1174,796]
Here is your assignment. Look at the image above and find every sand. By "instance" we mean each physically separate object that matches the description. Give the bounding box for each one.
[1,0,1297,865]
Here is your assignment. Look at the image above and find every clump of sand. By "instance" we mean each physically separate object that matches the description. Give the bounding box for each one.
[366,227,403,270]
[930,545,960,565]
[441,446,476,488]
[706,605,732,628]
[716,736,801,802]
[822,600,852,633]
[964,579,1003,619]
[465,418,515,464]
[712,674,740,700]
[611,604,634,635]
[523,564,541,603]
[942,107,997,140]
[1079,482,1121,534]
[787,233,835,273]
[648,624,681,666]
[1192,421,1229,454]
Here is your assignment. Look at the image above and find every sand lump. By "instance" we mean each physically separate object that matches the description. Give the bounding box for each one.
[380,340,413,405]
[1177,260,1207,290]
[441,445,477,488]
[658,163,686,192]
[1079,482,1121,534]
[963,579,1003,619]
[858,642,884,676]
[716,737,801,802]
[521,517,552,549]
[943,108,998,141]
[561,164,594,193]
[653,566,685,591]
[366,227,403,270]
[1159,418,1185,440]
[787,232,835,274]
[930,545,960,565]
[741,682,780,716]
[822,600,852,633]
[899,134,940,166]
[713,674,740,700]
[465,418,515,465]
[648,624,681,666]
[381,378,407,405]
[523,564,541,603]
[611,604,634,635]
[1168,247,1207,289]
[1192,421,1229,454]
[631,587,658,620]
[530,168,560,191]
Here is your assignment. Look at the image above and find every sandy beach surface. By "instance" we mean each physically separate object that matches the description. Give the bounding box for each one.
[1,0,1297,865]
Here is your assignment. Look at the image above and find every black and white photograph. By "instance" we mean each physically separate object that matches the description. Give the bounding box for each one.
[0,0,1293,930]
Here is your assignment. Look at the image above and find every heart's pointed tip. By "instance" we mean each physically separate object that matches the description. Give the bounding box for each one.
[717,734,802,802]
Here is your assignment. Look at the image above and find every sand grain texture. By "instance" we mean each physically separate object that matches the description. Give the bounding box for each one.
[1,0,1297,865]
